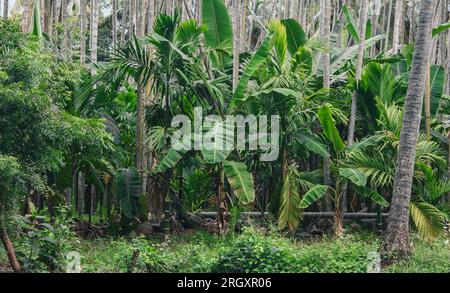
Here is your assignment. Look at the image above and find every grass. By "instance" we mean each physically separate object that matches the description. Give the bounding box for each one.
[1,228,449,273]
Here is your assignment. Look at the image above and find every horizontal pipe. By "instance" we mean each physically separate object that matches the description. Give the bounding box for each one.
[197,212,389,219]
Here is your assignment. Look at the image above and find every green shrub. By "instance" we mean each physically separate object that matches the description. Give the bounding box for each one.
[15,207,77,272]
[211,227,297,273]
[292,236,378,273]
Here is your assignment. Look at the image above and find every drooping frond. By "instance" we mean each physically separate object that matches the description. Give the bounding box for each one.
[410,201,446,242]
[278,171,302,231]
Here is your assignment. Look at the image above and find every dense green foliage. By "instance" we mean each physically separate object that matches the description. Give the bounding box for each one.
[1,0,450,273]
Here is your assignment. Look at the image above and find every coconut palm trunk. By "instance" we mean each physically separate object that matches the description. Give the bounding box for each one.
[3,0,8,19]
[384,0,437,259]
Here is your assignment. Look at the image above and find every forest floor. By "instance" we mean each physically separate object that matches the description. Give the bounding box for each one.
[1,226,449,273]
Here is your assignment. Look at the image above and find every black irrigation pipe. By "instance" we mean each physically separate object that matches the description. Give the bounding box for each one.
[197,212,389,219]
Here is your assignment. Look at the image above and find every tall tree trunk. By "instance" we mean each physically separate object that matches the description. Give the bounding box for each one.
[91,0,99,75]
[409,0,416,43]
[371,0,382,57]
[0,228,22,273]
[217,163,227,235]
[112,0,117,47]
[77,171,85,217]
[321,0,333,213]
[121,0,128,43]
[392,0,404,53]
[384,0,394,51]
[130,0,135,36]
[424,0,441,135]
[240,0,248,51]
[2,0,8,19]
[438,0,447,66]
[232,0,241,91]
[347,0,369,145]
[62,0,68,60]
[321,0,331,89]
[21,0,30,32]
[48,0,54,37]
[447,21,450,95]
[424,60,431,135]
[136,84,147,199]
[80,0,87,64]
[384,0,437,259]
[89,185,96,222]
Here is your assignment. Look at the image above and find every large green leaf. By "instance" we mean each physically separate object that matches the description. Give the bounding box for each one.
[201,119,233,164]
[346,134,382,154]
[317,104,346,152]
[354,186,389,207]
[202,0,233,71]
[330,35,386,84]
[256,88,300,97]
[154,147,188,173]
[299,185,329,209]
[223,160,255,205]
[228,32,275,111]
[278,171,302,230]
[296,133,329,157]
[430,65,445,117]
[341,5,372,43]
[339,168,367,187]
[342,5,359,42]
[117,168,141,219]
[280,19,308,56]
[31,0,42,37]
[432,22,450,38]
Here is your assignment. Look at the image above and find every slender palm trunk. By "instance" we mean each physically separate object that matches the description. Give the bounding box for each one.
[384,0,437,259]
[21,0,30,32]
[130,0,135,36]
[1,228,22,273]
[121,0,128,43]
[2,0,8,19]
[321,0,331,88]
[392,0,404,53]
[321,0,333,214]
[62,0,68,59]
[91,0,99,74]
[424,61,431,135]
[409,0,416,43]
[424,0,441,135]
[232,0,241,91]
[80,0,87,64]
[112,0,117,47]
[136,83,147,200]
[217,163,227,234]
[77,171,85,217]
[384,0,393,51]
[347,0,369,146]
